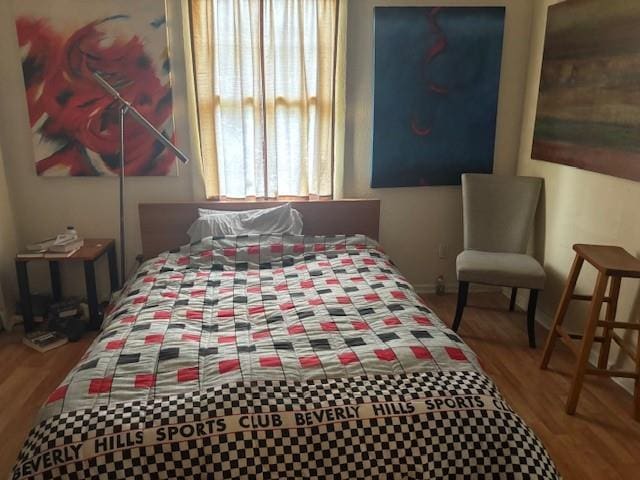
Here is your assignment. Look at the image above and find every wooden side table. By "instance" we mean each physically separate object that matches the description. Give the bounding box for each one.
[15,239,119,332]
[540,244,640,419]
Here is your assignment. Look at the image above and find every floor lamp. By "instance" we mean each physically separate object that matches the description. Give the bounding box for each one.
[92,72,191,285]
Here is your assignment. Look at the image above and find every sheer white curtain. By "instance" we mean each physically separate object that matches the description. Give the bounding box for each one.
[190,0,344,199]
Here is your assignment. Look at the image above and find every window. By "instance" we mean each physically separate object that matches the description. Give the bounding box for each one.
[190,0,343,199]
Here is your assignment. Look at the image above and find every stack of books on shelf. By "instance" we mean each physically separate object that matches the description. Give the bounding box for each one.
[20,298,86,352]
[49,299,81,322]
[48,298,86,342]
[16,237,84,259]
[45,237,84,258]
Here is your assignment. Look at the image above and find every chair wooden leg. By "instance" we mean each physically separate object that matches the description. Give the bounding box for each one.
[635,330,640,421]
[527,289,539,348]
[509,287,517,311]
[452,282,469,332]
[631,314,640,421]
[540,254,585,369]
[566,272,609,415]
[598,276,621,369]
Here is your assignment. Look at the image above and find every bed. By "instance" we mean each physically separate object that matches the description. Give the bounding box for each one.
[12,200,559,479]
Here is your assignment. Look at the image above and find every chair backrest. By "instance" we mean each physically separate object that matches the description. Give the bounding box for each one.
[462,173,542,254]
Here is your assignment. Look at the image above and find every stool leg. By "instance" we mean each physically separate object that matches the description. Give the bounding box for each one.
[566,272,609,415]
[597,276,621,369]
[540,255,584,369]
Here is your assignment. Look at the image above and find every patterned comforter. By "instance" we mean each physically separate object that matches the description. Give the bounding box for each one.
[13,235,559,479]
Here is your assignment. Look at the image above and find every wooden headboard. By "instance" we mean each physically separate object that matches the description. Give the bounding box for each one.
[139,200,381,259]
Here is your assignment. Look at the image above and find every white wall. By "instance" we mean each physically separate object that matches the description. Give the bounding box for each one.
[517,0,640,391]
[0,0,535,315]
[0,1,202,304]
[344,0,534,290]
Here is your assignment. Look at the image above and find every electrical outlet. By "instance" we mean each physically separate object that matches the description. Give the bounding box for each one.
[438,243,446,259]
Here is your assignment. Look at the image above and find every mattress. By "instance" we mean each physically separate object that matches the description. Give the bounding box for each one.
[12,234,559,479]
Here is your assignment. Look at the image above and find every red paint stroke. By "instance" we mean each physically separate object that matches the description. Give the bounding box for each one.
[428,83,449,94]
[424,7,445,64]
[16,16,174,176]
[410,8,449,138]
[410,115,432,137]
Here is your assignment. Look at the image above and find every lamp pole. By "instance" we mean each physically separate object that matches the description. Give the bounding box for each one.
[118,104,127,286]
[92,72,191,285]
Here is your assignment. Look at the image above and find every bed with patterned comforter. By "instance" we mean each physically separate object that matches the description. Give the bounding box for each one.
[12,235,559,479]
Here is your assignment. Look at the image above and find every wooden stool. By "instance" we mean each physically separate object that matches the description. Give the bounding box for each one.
[540,244,640,419]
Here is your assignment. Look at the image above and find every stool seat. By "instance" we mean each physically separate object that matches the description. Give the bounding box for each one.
[573,244,640,278]
[540,243,640,421]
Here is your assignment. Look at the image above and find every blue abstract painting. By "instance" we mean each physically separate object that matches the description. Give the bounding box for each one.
[371,7,505,187]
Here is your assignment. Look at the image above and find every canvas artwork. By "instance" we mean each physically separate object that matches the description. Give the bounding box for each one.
[14,0,176,176]
[371,7,504,188]
[533,0,640,182]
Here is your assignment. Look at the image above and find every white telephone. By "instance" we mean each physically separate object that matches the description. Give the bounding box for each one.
[53,226,78,246]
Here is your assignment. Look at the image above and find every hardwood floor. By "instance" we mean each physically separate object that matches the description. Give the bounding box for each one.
[0,332,96,477]
[0,293,639,478]
[424,292,640,480]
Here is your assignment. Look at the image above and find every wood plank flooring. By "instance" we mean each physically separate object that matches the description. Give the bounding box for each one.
[0,332,96,476]
[424,292,640,480]
[0,293,639,478]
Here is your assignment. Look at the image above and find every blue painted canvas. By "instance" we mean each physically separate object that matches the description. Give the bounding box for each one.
[371,7,505,187]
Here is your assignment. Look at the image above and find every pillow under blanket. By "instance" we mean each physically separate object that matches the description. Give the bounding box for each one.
[187,203,303,242]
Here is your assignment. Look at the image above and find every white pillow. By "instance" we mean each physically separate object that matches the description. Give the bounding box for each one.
[197,208,236,217]
[187,203,303,242]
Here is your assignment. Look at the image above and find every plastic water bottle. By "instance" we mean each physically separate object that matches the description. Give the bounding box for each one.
[66,226,78,240]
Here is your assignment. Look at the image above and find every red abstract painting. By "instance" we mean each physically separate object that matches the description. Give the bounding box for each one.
[14,1,176,176]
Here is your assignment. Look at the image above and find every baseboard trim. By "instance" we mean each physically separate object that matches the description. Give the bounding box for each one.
[505,290,634,395]
[414,283,501,295]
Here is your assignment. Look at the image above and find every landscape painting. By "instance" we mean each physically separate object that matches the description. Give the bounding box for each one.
[371,7,504,188]
[14,0,176,176]
[533,0,640,182]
